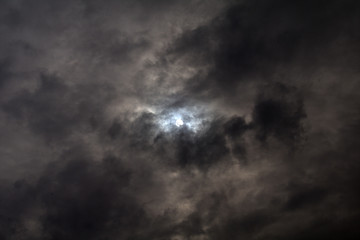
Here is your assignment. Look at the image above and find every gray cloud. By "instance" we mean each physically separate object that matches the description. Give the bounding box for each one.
[1,0,360,239]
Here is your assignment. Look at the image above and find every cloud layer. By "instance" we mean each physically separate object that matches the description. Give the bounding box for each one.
[1,0,360,239]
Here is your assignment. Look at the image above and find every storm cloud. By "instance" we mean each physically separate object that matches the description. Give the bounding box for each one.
[1,0,360,239]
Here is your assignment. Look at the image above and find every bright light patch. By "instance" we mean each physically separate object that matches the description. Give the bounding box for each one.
[175,118,183,127]
[155,107,207,133]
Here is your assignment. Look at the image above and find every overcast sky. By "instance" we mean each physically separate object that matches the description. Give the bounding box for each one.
[1,0,360,239]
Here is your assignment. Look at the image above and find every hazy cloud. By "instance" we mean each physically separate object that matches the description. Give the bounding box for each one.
[1,0,360,239]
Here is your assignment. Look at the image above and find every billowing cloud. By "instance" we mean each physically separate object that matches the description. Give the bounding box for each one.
[1,0,360,239]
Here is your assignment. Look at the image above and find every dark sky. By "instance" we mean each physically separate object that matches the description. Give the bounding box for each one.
[1,0,360,239]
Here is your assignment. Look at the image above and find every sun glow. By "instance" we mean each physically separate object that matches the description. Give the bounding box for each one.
[175,118,184,127]
[155,107,207,133]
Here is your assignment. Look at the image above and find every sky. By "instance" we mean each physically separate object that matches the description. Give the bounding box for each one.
[0,0,360,239]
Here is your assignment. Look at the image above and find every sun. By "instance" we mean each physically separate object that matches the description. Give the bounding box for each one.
[175,118,184,127]
[156,107,206,133]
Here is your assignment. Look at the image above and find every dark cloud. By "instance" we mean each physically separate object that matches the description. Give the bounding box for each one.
[107,120,122,140]
[284,187,328,211]
[2,73,113,142]
[1,145,186,240]
[252,83,306,145]
[168,0,360,98]
[175,120,229,167]
[224,116,250,161]
[38,156,145,240]
[209,211,274,240]
[0,0,360,239]
[0,59,11,90]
